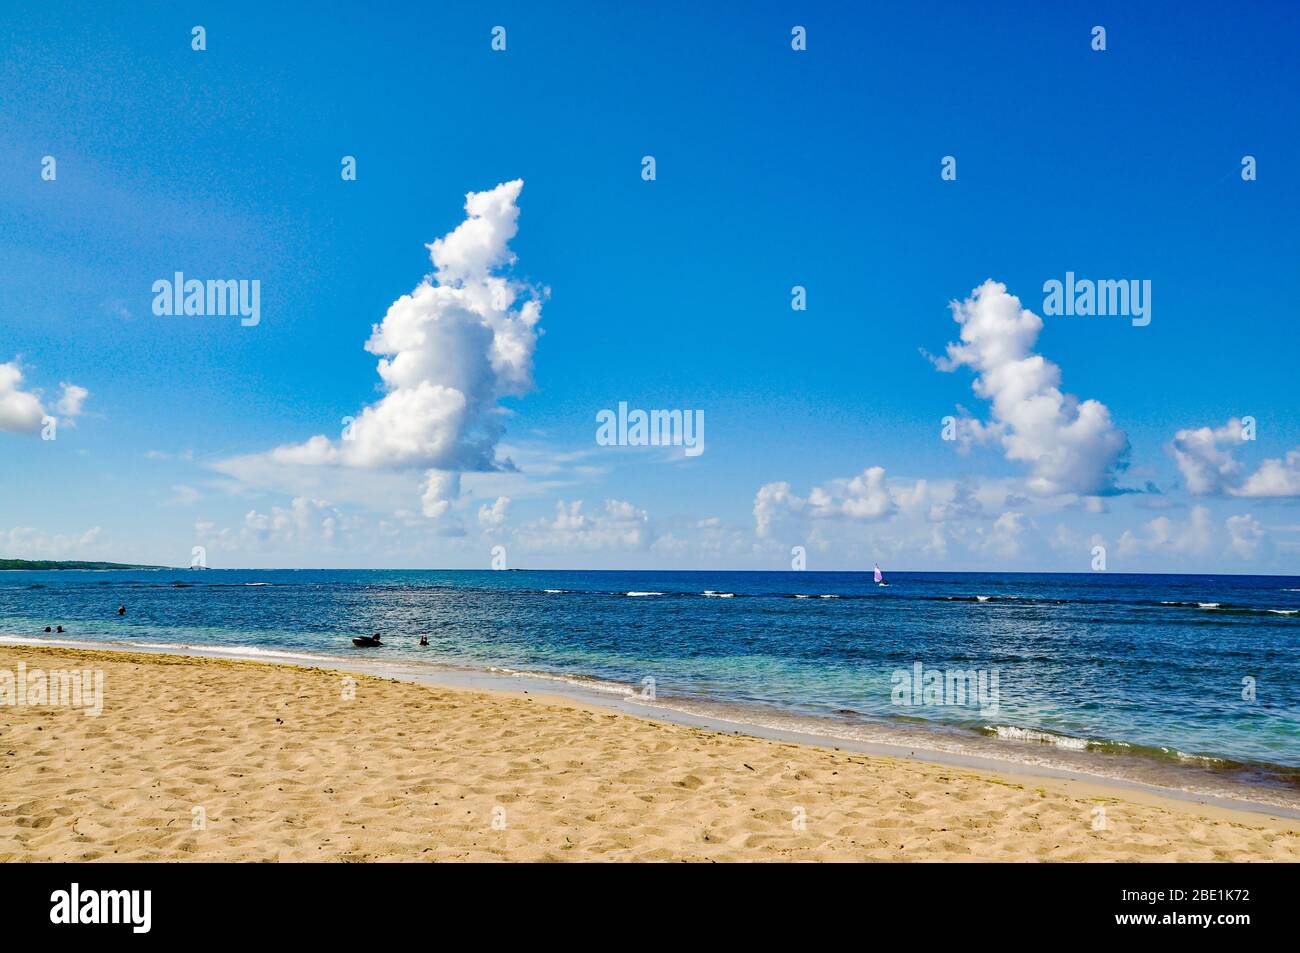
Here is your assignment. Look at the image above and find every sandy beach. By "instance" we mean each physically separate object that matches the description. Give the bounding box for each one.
[1,644,1297,862]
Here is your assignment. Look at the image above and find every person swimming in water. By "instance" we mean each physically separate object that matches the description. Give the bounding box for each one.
[56,625,65,633]
[419,635,429,646]
[117,604,126,616]
[43,626,51,633]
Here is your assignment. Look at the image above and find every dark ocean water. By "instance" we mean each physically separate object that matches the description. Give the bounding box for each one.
[3,569,1298,806]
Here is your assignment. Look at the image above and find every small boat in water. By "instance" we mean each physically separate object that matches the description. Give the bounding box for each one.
[874,563,889,587]
[352,634,383,648]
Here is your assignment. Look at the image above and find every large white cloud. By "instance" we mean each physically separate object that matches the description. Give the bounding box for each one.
[1171,418,1300,497]
[0,361,88,433]
[932,280,1128,496]
[262,180,543,515]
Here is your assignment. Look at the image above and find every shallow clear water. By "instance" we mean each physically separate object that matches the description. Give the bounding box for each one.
[3,569,1298,805]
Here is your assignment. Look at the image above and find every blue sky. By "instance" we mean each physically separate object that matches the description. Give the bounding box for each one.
[2,0,1298,571]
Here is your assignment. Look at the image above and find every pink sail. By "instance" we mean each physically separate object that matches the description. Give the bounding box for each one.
[874,563,884,583]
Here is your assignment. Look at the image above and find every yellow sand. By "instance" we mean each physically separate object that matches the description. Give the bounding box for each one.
[1,645,1297,862]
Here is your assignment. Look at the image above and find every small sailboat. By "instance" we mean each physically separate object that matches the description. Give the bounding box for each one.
[874,563,889,587]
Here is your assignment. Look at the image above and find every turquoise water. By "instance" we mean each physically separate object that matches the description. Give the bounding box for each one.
[3,569,1298,805]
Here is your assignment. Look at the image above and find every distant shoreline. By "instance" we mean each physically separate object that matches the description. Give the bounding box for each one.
[0,559,170,571]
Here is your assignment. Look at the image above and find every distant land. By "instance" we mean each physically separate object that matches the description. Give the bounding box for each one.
[0,559,168,571]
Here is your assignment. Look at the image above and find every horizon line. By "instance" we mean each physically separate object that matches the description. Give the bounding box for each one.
[6,565,1298,578]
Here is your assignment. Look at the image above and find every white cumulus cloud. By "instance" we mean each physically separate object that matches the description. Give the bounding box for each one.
[0,361,88,433]
[1225,514,1264,560]
[1118,505,1213,558]
[932,280,1128,496]
[754,467,902,537]
[1170,419,1246,495]
[477,496,511,528]
[55,383,89,417]
[1235,451,1300,497]
[516,499,652,551]
[260,180,543,516]
[0,525,104,558]
[1171,418,1300,498]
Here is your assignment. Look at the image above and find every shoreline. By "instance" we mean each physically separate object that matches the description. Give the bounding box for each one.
[4,637,1299,828]
[3,643,1298,860]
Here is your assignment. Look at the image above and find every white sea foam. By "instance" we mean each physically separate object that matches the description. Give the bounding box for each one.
[0,635,80,646]
[542,589,567,594]
[1268,609,1298,616]
[0,634,338,665]
[1198,602,1221,609]
[702,591,735,598]
[976,595,991,602]
[490,666,637,697]
[1173,750,1226,766]
[1158,746,1227,766]
[624,591,664,597]
[131,642,340,664]
[989,725,1089,750]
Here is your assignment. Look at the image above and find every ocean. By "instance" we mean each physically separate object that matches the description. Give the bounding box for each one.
[3,569,1298,809]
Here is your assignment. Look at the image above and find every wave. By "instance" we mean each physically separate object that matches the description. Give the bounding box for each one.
[985,725,1090,750]
[624,591,664,597]
[938,594,1055,604]
[0,633,343,665]
[486,666,639,697]
[982,724,1243,770]
[1156,600,1297,618]
[0,634,82,647]
[129,642,340,664]
[1170,749,1228,767]
[701,591,736,598]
